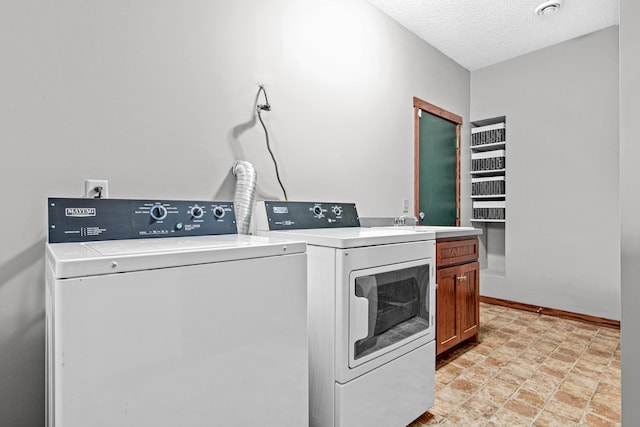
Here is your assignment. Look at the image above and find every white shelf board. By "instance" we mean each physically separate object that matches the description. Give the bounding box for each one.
[471,195,505,199]
[471,116,506,128]
[471,141,506,152]
[470,169,506,176]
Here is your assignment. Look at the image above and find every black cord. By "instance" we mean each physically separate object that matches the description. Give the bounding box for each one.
[256,86,288,201]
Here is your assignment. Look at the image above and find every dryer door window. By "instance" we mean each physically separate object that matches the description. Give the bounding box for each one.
[349,259,433,368]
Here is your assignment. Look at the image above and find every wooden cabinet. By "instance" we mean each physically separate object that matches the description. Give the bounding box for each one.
[435,237,480,355]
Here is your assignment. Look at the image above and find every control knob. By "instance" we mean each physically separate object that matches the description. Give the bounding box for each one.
[149,205,168,221]
[312,204,324,218]
[213,206,226,219]
[190,206,204,219]
[331,205,343,217]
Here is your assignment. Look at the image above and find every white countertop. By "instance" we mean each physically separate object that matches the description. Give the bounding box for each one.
[369,225,482,239]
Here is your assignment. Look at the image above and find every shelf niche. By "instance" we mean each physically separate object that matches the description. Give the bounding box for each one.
[470,116,506,276]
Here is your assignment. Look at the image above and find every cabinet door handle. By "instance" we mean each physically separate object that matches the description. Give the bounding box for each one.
[457,276,467,281]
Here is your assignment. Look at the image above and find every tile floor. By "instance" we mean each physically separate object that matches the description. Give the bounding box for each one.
[408,302,621,426]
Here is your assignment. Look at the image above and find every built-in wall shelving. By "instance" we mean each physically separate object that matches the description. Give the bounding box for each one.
[470,116,506,223]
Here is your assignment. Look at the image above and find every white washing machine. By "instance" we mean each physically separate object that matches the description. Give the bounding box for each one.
[45,198,308,427]
[255,201,437,427]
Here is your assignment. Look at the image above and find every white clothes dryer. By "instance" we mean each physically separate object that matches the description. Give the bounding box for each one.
[45,198,308,427]
[255,201,437,427]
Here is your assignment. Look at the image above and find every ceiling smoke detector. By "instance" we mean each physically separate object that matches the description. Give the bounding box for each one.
[535,0,563,16]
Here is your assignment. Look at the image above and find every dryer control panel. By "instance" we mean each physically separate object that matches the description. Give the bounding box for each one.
[259,201,360,230]
[48,198,237,243]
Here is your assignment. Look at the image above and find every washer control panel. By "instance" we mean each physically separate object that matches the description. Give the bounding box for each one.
[262,201,360,230]
[48,198,237,243]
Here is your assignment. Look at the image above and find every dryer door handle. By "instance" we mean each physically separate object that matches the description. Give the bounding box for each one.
[350,295,370,343]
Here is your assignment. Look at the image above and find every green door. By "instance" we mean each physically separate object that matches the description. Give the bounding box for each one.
[419,111,457,225]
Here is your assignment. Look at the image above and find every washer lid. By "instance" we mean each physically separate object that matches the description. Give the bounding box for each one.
[46,234,305,279]
[257,227,435,248]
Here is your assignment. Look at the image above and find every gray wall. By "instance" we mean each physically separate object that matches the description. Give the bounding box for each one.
[620,0,639,423]
[0,0,470,425]
[470,26,620,321]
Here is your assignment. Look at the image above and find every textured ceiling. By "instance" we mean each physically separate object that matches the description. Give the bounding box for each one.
[365,0,620,71]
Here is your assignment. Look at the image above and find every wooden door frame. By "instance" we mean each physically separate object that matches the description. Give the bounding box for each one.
[413,97,463,226]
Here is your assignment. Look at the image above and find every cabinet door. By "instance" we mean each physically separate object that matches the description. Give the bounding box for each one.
[436,265,459,355]
[457,261,480,341]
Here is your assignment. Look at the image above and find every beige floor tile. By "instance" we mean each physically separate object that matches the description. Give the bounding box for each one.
[558,378,596,399]
[543,356,575,372]
[435,363,464,384]
[500,363,535,381]
[484,356,509,369]
[519,379,557,401]
[545,400,584,422]
[503,398,540,419]
[552,389,589,409]
[533,409,580,426]
[461,363,498,385]
[538,365,567,381]
[471,342,499,356]
[528,371,563,389]
[549,351,579,364]
[560,339,588,350]
[571,364,603,381]
[580,413,621,427]
[429,396,459,418]
[585,346,613,359]
[501,326,527,335]
[511,357,542,375]
[513,388,547,408]
[459,349,489,364]
[474,381,517,406]
[602,366,621,384]
[531,340,559,356]
[574,322,599,333]
[594,381,620,397]
[488,408,532,426]
[462,395,500,419]
[564,372,600,392]
[587,401,620,423]
[573,359,606,375]
[555,346,583,359]
[448,376,482,395]
[450,355,477,369]
[447,406,489,426]
[580,353,609,367]
[520,349,548,364]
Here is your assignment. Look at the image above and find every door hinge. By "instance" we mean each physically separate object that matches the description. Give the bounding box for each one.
[457,208,460,219]
[418,109,422,118]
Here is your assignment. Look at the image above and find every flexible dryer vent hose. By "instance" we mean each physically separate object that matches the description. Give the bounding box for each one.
[232,160,257,235]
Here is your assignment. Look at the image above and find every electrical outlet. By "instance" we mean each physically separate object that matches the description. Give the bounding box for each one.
[402,198,409,213]
[85,179,109,198]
